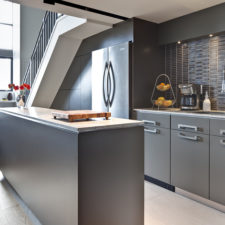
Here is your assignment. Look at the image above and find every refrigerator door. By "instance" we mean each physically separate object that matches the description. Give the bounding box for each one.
[92,48,109,112]
[108,42,130,118]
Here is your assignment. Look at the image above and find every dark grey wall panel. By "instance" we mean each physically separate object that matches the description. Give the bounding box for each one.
[158,3,225,45]
[77,20,134,56]
[52,90,70,110]
[78,127,144,225]
[0,112,78,225]
[80,54,92,109]
[132,18,165,108]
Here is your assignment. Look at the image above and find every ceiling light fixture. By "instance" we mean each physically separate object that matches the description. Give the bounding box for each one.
[177,41,181,44]
[209,34,213,37]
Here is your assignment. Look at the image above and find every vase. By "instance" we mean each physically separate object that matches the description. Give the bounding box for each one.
[16,94,25,108]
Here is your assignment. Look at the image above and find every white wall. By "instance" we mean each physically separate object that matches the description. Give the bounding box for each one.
[13,3,20,85]
[20,5,46,81]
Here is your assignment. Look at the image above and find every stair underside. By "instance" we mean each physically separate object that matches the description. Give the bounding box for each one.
[26,15,111,108]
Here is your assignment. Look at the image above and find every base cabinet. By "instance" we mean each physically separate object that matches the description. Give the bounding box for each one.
[144,127,170,184]
[171,130,209,198]
[210,135,225,205]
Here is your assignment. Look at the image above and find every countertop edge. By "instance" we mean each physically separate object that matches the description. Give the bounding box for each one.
[0,108,144,133]
[134,108,225,120]
[0,109,80,134]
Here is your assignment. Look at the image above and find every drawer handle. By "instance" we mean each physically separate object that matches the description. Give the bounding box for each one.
[145,128,160,134]
[220,130,225,136]
[178,133,199,141]
[220,140,225,145]
[178,124,198,132]
[143,120,158,126]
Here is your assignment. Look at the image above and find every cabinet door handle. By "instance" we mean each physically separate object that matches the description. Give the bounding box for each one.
[220,130,225,136]
[220,140,225,145]
[145,128,160,134]
[178,124,198,132]
[178,133,199,141]
[143,120,158,126]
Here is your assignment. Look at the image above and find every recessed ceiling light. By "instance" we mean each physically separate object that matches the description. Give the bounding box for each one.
[209,34,213,37]
[177,41,181,44]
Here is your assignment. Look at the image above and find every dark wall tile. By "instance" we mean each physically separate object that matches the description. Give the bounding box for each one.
[165,33,225,110]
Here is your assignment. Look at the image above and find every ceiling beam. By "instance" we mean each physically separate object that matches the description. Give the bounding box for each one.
[43,0,128,21]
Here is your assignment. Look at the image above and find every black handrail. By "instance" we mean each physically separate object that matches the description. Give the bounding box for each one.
[23,11,62,87]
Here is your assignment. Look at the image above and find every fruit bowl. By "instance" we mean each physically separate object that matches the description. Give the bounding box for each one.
[154,97,173,108]
[156,83,171,92]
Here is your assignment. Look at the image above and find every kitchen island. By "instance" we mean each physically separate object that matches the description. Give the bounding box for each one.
[0,107,144,225]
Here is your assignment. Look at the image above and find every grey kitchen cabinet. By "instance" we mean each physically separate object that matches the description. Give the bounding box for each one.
[136,111,170,129]
[210,135,225,205]
[171,115,209,134]
[144,126,170,184]
[210,118,225,205]
[136,111,171,184]
[171,130,209,198]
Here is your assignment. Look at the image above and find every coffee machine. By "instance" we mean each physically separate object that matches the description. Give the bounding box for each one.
[178,84,199,110]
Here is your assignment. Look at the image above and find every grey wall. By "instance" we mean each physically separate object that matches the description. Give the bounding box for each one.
[20,6,45,81]
[51,20,134,110]
[132,19,165,108]
[158,3,225,45]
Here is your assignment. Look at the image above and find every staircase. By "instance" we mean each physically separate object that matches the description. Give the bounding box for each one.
[23,11,111,108]
[23,11,61,91]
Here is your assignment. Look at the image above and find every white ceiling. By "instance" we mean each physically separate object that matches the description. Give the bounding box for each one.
[58,0,225,23]
[12,0,225,23]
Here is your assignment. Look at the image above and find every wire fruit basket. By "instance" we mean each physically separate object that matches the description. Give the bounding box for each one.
[151,74,176,109]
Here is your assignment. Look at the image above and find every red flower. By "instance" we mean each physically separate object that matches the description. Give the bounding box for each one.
[8,84,15,89]
[23,83,31,90]
[20,85,24,90]
[14,85,19,91]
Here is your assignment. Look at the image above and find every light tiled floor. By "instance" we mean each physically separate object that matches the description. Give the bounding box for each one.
[145,181,225,225]
[1,173,225,225]
[0,174,33,225]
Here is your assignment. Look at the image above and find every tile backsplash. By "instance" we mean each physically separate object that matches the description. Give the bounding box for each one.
[165,34,225,110]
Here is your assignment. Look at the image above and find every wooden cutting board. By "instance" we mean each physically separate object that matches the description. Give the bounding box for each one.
[52,110,111,122]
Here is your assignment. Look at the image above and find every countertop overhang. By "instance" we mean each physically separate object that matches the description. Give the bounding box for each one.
[0,107,143,133]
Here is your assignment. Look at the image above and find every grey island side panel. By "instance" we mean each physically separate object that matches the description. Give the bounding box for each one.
[0,112,79,225]
[78,126,144,225]
[0,110,144,225]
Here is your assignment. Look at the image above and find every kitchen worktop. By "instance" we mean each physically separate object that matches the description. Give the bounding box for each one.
[0,107,143,133]
[134,108,225,119]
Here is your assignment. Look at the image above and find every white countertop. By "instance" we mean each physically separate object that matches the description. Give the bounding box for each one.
[134,108,225,120]
[0,107,143,133]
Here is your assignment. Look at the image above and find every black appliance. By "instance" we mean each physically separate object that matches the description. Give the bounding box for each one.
[178,84,199,110]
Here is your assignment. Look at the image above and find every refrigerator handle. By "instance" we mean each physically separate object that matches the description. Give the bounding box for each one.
[108,61,116,106]
[103,62,109,107]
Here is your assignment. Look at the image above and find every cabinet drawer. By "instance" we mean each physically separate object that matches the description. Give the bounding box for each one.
[210,118,225,137]
[144,127,170,184]
[171,115,209,134]
[136,111,170,129]
[171,130,209,198]
[210,135,225,205]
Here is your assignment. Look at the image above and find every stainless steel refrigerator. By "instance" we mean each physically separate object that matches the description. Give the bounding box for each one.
[92,42,131,119]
